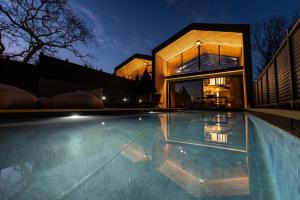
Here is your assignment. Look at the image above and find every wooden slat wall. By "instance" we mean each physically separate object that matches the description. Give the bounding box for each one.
[262,73,268,104]
[276,45,291,103]
[258,79,263,105]
[267,63,277,104]
[254,84,258,105]
[291,25,300,100]
[253,19,300,108]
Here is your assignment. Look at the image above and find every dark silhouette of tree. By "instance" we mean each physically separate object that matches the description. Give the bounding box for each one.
[0,0,94,63]
[134,73,142,94]
[251,11,300,77]
[0,15,8,56]
[140,68,155,94]
[251,16,288,76]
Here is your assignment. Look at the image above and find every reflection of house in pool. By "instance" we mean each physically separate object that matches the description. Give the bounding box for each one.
[160,112,247,152]
[158,112,249,197]
[121,145,152,163]
[158,132,249,197]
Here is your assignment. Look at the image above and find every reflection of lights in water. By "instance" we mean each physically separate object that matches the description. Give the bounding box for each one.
[207,132,228,143]
[199,179,205,183]
[101,122,105,125]
[139,117,142,121]
[69,114,81,119]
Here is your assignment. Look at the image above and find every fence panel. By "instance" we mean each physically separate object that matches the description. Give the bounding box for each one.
[291,25,300,101]
[262,72,268,104]
[276,45,291,103]
[254,19,299,108]
[258,79,263,105]
[267,62,277,104]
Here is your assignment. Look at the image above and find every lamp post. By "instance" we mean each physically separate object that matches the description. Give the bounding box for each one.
[195,40,203,71]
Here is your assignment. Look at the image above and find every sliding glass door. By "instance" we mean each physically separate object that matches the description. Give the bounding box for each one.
[168,75,244,109]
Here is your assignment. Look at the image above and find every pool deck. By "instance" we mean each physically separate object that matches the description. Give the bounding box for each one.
[247,108,300,138]
[246,108,300,121]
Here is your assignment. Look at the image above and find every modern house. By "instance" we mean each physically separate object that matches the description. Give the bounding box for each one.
[114,54,152,80]
[152,23,253,109]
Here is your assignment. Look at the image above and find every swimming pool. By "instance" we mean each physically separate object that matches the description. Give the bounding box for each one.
[0,111,297,200]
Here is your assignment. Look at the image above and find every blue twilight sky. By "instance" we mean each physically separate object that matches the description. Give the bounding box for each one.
[57,0,300,74]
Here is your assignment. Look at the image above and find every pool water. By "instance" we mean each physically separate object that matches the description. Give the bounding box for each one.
[0,112,278,200]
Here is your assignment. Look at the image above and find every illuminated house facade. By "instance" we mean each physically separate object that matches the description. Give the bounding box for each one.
[153,23,253,109]
[114,54,152,80]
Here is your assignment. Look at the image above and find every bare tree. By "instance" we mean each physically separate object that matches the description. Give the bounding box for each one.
[252,10,300,77]
[251,16,288,76]
[0,0,94,63]
[0,15,8,56]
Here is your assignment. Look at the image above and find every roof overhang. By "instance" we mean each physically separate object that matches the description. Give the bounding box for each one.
[114,54,152,72]
[153,23,250,61]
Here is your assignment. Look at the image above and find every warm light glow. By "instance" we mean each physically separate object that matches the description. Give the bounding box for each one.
[69,114,81,119]
[195,40,202,46]
[116,58,152,80]
[158,160,249,197]
[123,97,128,102]
[209,77,225,85]
[138,99,142,103]
[102,96,106,100]
[207,132,228,143]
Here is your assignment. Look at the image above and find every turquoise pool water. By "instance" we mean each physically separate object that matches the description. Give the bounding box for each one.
[0,112,282,199]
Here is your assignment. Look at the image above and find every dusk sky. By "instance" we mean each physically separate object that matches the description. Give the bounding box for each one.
[60,0,300,73]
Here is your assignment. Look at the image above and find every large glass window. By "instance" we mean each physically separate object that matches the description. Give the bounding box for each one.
[167,54,182,75]
[168,80,203,108]
[168,76,244,109]
[200,44,220,71]
[182,46,198,73]
[203,76,244,109]
[166,44,243,76]
[220,46,241,68]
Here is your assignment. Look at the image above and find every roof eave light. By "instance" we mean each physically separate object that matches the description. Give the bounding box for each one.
[195,40,203,46]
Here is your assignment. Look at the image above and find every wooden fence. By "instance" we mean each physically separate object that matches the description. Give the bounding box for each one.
[254,18,300,108]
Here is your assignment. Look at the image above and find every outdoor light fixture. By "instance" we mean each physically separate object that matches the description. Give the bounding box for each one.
[138,99,142,103]
[195,40,203,46]
[102,96,106,101]
[123,97,128,102]
[70,113,80,119]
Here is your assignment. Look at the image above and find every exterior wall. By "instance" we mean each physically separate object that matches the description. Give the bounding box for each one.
[155,55,167,107]
[153,25,251,109]
[0,56,135,107]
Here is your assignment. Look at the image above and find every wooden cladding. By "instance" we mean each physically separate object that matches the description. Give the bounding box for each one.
[254,19,300,107]
[292,25,300,100]
[276,45,291,102]
[267,63,277,104]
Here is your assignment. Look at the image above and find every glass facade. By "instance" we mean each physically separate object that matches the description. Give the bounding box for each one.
[168,75,244,109]
[166,44,242,76]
